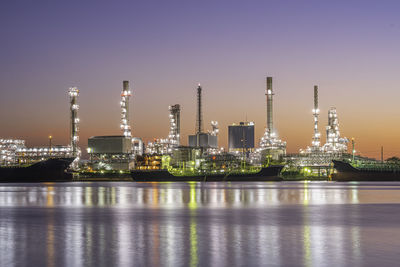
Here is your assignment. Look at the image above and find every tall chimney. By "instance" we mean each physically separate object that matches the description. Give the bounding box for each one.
[312,85,320,148]
[266,77,273,134]
[121,80,132,138]
[68,87,79,158]
[196,84,203,134]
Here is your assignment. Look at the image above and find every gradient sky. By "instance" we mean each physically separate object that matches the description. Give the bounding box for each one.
[1,0,400,159]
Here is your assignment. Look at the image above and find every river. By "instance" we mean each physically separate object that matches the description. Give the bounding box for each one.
[0,181,399,266]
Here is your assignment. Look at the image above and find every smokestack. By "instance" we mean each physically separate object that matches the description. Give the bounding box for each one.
[314,85,318,110]
[196,84,203,134]
[123,80,129,92]
[68,87,79,158]
[266,77,273,134]
[312,85,320,149]
[121,80,132,138]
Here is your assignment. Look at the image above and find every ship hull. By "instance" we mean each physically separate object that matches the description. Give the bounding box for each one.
[332,160,400,181]
[0,158,74,182]
[131,165,283,182]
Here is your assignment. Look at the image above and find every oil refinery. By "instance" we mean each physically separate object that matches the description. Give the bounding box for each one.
[0,75,363,179]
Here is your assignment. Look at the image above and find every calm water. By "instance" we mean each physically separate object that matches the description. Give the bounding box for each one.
[0,182,400,267]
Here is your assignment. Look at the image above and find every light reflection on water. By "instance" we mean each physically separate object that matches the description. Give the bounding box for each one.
[0,182,400,266]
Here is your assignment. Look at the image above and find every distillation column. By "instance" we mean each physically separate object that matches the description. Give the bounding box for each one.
[169,104,181,146]
[266,77,273,135]
[312,85,321,149]
[68,87,80,158]
[121,81,132,138]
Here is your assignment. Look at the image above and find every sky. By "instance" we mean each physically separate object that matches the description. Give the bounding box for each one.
[1,0,400,159]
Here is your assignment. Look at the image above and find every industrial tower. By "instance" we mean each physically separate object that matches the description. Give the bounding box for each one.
[311,85,321,151]
[68,87,80,158]
[259,77,286,151]
[188,84,218,149]
[323,108,348,152]
[196,84,203,134]
[121,80,132,138]
[266,76,273,134]
[168,104,181,147]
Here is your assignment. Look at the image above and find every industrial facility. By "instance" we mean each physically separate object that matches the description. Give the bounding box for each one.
[0,139,25,165]
[0,87,80,166]
[0,75,357,179]
[285,85,350,177]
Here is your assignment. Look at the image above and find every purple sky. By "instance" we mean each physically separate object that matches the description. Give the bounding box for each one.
[1,0,400,158]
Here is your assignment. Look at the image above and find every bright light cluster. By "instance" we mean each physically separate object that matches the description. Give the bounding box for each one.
[168,104,180,147]
[259,130,286,151]
[322,108,348,153]
[120,85,132,138]
[68,87,80,159]
[210,121,219,136]
[0,139,25,166]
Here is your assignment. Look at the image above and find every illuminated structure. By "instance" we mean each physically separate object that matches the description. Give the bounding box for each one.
[168,104,180,147]
[210,121,219,136]
[303,85,322,153]
[87,136,134,170]
[0,139,25,166]
[294,95,349,177]
[69,87,80,158]
[120,81,132,138]
[322,107,348,153]
[258,77,286,160]
[146,104,181,155]
[311,86,321,150]
[17,145,73,164]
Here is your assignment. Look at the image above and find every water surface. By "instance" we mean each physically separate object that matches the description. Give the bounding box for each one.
[0,181,399,266]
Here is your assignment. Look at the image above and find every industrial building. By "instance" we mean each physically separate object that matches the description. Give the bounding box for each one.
[87,135,134,170]
[188,84,218,149]
[228,122,255,153]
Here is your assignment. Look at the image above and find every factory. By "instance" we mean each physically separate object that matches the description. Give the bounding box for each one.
[0,74,355,179]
